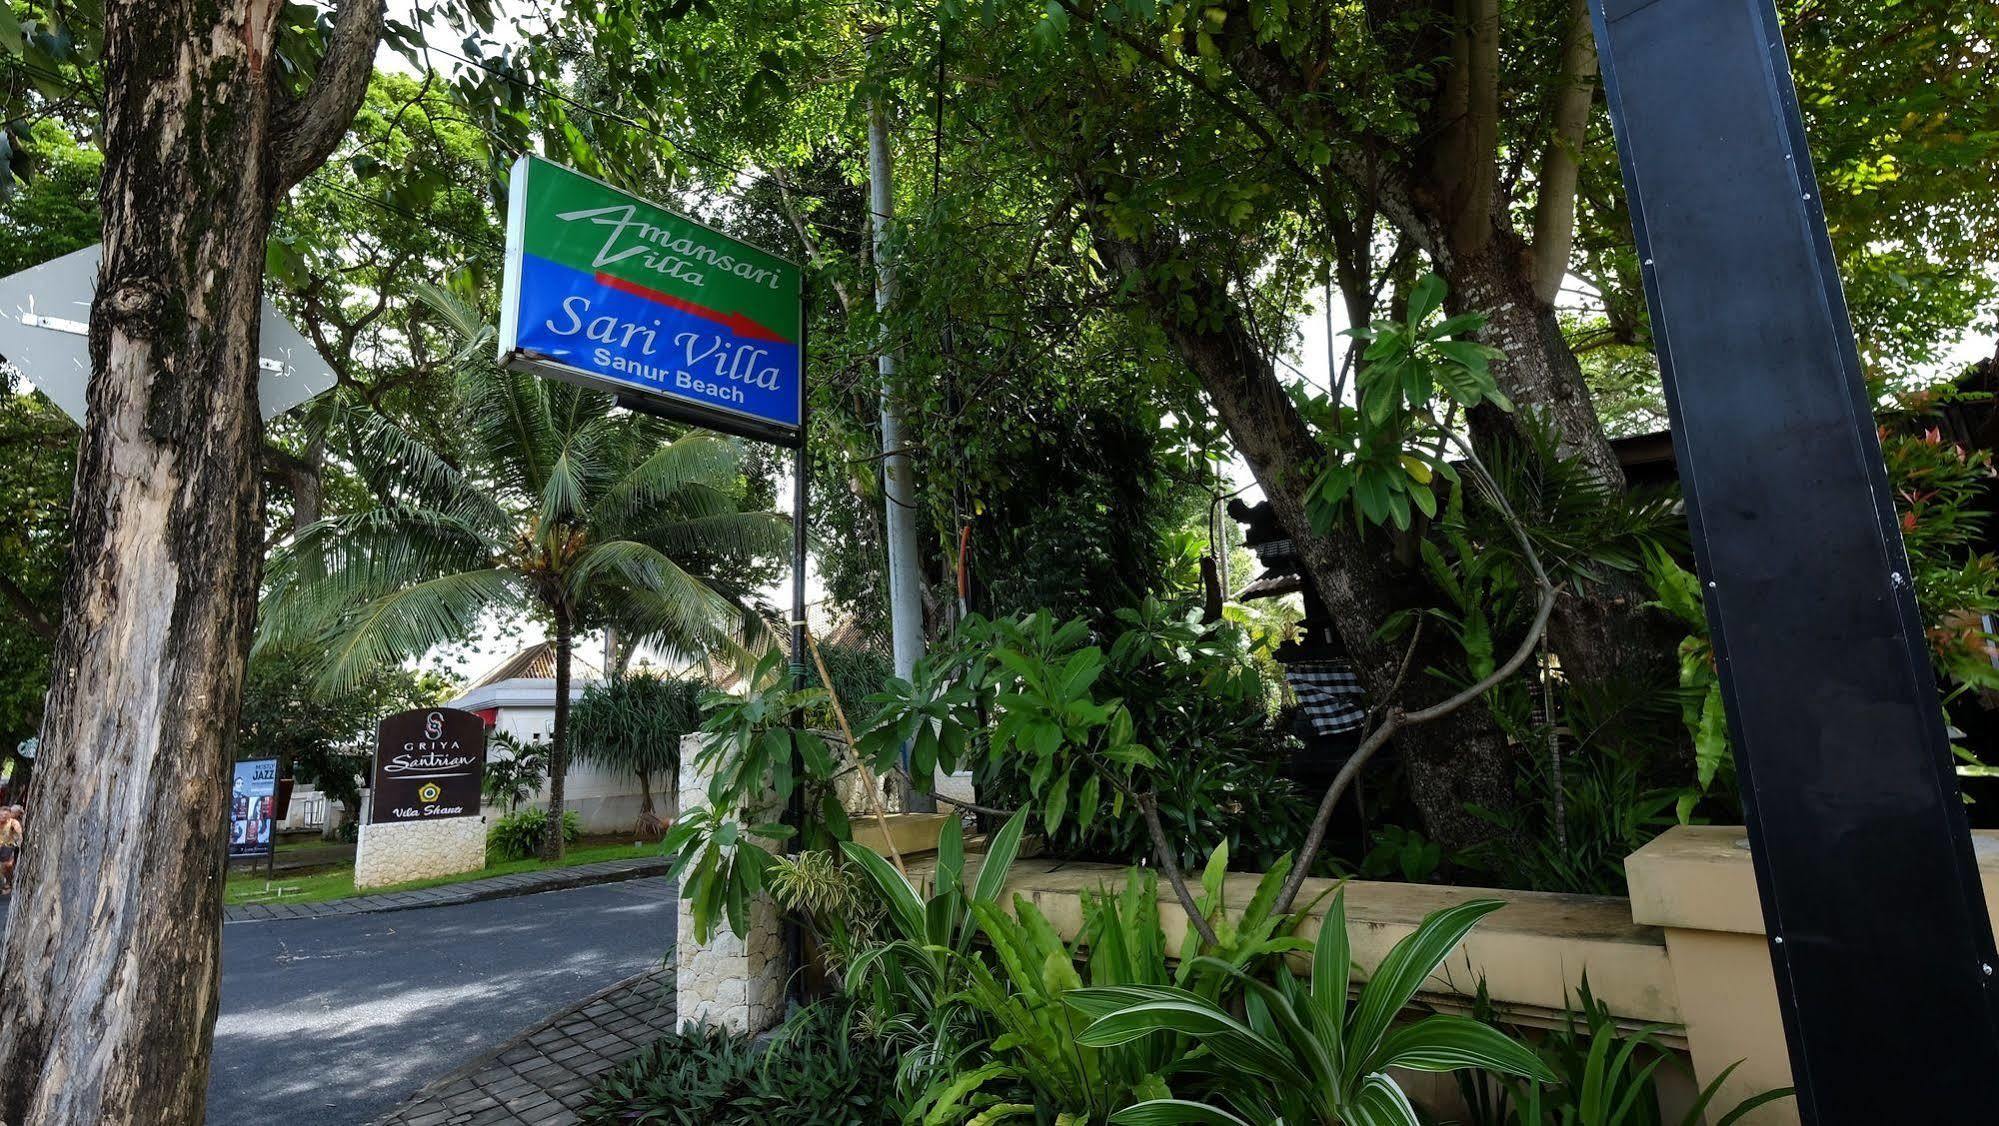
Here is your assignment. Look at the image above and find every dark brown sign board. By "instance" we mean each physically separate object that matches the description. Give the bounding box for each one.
[371,707,487,824]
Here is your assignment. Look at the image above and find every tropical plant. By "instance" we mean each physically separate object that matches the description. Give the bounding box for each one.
[488,807,581,861]
[580,998,902,1125]
[260,287,789,859]
[836,809,1032,1022]
[1465,673,1688,896]
[909,870,1185,1124]
[966,600,1313,873]
[1294,274,1509,535]
[572,673,706,837]
[482,730,551,814]
[1459,980,1794,1126]
[1068,896,1554,1124]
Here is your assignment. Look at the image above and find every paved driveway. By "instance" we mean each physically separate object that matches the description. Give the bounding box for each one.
[2,877,679,1125]
[210,877,676,1125]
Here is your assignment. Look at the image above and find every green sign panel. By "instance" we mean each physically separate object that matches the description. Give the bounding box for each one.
[499,155,804,443]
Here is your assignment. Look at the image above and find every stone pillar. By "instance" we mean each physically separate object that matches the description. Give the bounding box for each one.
[352,793,487,890]
[1628,826,1999,1125]
[674,733,788,1034]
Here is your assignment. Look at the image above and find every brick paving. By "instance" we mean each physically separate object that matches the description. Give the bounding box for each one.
[370,965,678,1126]
[224,855,671,923]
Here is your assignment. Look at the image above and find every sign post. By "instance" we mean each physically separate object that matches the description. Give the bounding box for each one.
[500,156,815,1006]
[498,154,814,835]
[354,707,488,890]
[1588,0,1999,1117]
[228,758,278,883]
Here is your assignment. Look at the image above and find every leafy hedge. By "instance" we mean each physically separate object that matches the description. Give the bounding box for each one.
[486,807,580,860]
[580,1000,898,1125]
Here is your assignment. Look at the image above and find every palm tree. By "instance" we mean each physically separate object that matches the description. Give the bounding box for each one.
[570,672,706,838]
[261,287,788,859]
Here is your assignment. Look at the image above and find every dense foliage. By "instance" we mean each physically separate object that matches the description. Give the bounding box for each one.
[571,673,708,836]
[580,998,900,1126]
[487,808,582,861]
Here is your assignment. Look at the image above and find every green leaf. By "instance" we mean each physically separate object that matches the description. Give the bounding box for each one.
[1043,768,1071,833]
[1406,272,1447,327]
[1346,1073,1422,1126]
[1078,1000,1311,1089]
[1110,1101,1255,1125]
[1349,899,1505,1068]
[937,805,966,895]
[972,807,1032,906]
[1373,1015,1556,1080]
[1076,772,1102,832]
[1310,889,1352,1065]
[840,838,928,941]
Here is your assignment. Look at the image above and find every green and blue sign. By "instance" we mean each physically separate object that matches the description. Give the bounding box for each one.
[499,156,804,444]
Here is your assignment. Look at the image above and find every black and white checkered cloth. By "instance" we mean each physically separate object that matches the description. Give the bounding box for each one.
[1284,660,1369,735]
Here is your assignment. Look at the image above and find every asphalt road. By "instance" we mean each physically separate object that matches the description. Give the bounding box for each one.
[2,877,678,1125]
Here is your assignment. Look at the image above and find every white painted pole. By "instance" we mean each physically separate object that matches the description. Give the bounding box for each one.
[868,62,934,813]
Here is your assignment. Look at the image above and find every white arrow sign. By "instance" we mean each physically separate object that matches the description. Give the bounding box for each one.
[0,245,337,425]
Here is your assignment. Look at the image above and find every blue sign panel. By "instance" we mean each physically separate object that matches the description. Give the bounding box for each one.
[499,157,804,444]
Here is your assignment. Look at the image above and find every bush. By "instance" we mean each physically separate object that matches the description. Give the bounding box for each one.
[487,808,580,860]
[580,999,899,1125]
[960,598,1313,872]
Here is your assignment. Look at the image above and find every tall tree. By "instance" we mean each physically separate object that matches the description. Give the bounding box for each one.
[261,290,788,860]
[0,0,385,1120]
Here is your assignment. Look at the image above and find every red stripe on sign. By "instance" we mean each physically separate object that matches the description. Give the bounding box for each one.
[593,272,791,344]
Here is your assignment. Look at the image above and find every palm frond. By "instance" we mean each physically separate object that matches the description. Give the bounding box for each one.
[312,568,524,694]
[411,282,497,364]
[262,506,499,647]
[637,510,794,562]
[594,433,745,529]
[569,538,738,640]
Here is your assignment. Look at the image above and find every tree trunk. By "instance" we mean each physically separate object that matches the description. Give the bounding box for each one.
[542,618,573,861]
[635,769,664,839]
[1106,236,1519,849]
[1441,233,1682,709]
[0,4,381,1122]
[1440,227,1625,486]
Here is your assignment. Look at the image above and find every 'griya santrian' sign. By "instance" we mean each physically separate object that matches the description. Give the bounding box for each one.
[498,155,804,446]
[370,707,487,824]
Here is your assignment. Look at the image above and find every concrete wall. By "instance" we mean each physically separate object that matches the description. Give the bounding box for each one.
[484,705,673,836]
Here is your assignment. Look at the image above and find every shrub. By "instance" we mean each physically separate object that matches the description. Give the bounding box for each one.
[920,599,1312,871]
[579,999,899,1125]
[487,808,580,860]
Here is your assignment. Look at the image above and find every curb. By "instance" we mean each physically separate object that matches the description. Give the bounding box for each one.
[224,855,672,923]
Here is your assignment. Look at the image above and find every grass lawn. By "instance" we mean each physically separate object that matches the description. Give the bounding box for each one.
[224,834,664,907]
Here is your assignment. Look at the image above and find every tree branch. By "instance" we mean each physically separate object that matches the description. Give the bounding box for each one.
[271,0,388,190]
[1273,430,1558,914]
[1082,742,1223,948]
[1529,0,1597,304]
[0,572,54,639]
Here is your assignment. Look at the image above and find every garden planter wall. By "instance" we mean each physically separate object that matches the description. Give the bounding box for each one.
[849,811,953,858]
[670,808,1999,1117]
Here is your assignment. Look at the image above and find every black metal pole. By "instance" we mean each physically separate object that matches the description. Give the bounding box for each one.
[1588,0,1999,1118]
[782,284,811,1009]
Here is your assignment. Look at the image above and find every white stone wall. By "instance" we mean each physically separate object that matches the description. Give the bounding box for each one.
[353,814,487,890]
[674,733,787,1034]
[490,706,675,834]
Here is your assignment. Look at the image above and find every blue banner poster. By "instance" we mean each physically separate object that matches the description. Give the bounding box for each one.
[229,758,277,860]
